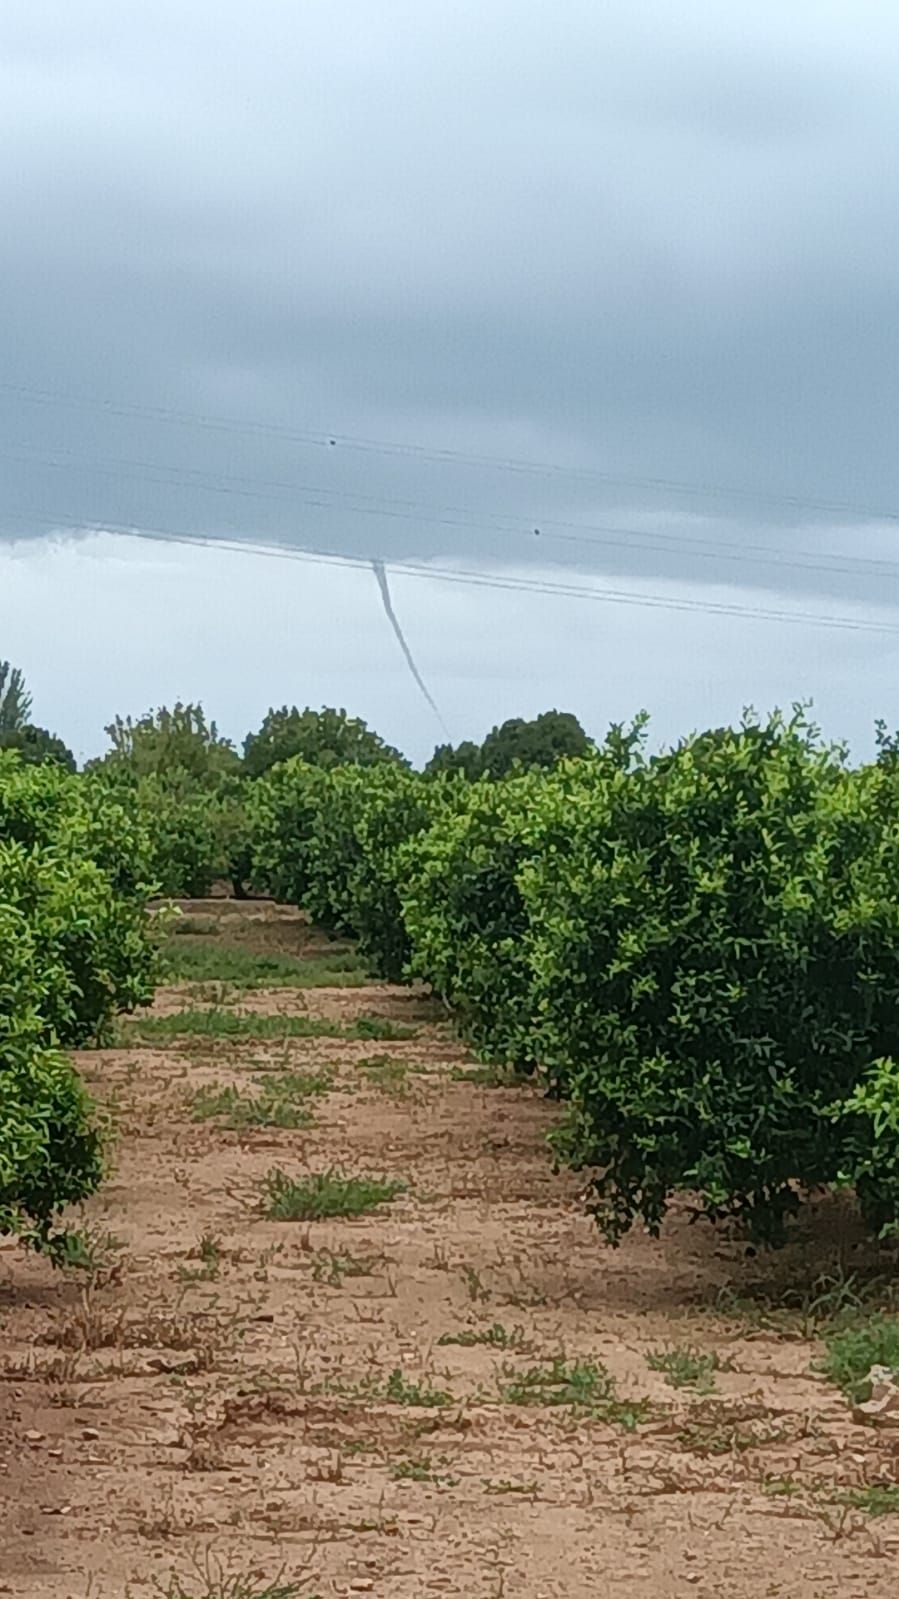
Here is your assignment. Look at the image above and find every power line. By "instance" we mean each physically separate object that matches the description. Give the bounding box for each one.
[13,512,899,639]
[4,443,899,588]
[3,377,899,527]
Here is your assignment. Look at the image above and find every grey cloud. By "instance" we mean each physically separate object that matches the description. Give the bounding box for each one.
[2,0,899,625]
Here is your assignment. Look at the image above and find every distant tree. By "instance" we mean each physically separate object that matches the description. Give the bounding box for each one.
[479,710,590,777]
[424,739,484,780]
[0,724,76,771]
[0,660,32,733]
[95,702,239,783]
[875,719,899,766]
[243,706,407,778]
[425,712,591,781]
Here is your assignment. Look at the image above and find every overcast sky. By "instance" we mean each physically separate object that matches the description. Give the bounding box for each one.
[2,1,899,760]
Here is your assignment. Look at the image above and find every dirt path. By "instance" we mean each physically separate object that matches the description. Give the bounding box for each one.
[2,901,899,1598]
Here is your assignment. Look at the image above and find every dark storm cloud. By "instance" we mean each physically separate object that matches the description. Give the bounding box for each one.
[3,0,899,609]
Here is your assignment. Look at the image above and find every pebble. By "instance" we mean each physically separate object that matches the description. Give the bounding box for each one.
[23,1430,44,1444]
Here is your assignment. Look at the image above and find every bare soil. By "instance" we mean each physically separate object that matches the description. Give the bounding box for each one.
[3,901,899,1598]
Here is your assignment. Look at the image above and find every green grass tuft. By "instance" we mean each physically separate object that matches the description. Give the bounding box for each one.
[164,940,373,989]
[123,1009,415,1045]
[438,1322,525,1350]
[353,1016,417,1041]
[310,1248,383,1285]
[189,1069,331,1130]
[833,1484,899,1517]
[450,1063,520,1087]
[356,1054,413,1095]
[501,1357,649,1429]
[646,1345,722,1393]
[158,1564,313,1599]
[383,1368,453,1408]
[819,1314,899,1403]
[390,1456,434,1481]
[259,1168,406,1222]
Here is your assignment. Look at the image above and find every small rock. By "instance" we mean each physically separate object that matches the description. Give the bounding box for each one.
[854,1365,899,1425]
[23,1430,44,1444]
[81,1427,100,1442]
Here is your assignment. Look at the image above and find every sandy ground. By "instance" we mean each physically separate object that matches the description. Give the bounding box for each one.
[2,901,899,1598]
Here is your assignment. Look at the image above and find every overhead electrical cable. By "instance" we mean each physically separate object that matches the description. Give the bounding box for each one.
[10,511,899,640]
[3,445,899,588]
[3,377,899,526]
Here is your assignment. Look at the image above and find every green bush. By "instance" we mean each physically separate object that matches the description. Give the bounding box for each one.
[0,724,76,771]
[83,702,258,900]
[305,765,450,980]
[520,714,899,1243]
[136,774,225,898]
[249,761,448,979]
[426,709,591,781]
[243,705,407,779]
[247,758,332,905]
[0,757,160,1247]
[398,772,544,1062]
[400,724,644,1064]
[93,701,239,782]
[0,899,103,1246]
[3,755,153,902]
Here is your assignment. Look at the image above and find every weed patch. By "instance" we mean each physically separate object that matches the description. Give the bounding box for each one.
[164,940,372,988]
[501,1357,648,1428]
[438,1323,526,1350]
[189,1070,329,1130]
[819,1314,899,1403]
[49,1224,124,1279]
[310,1248,384,1285]
[356,1054,412,1095]
[833,1484,899,1517]
[384,1368,453,1408]
[646,1345,723,1393]
[177,1234,223,1283]
[354,1016,417,1042]
[124,1010,413,1045]
[259,1168,405,1222]
[158,1564,313,1599]
[451,1063,520,1087]
[390,1454,456,1484]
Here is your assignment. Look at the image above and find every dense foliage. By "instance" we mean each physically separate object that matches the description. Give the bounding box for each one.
[89,704,251,897]
[8,663,899,1253]
[249,759,444,977]
[257,710,899,1246]
[427,709,590,780]
[95,702,240,781]
[0,724,76,770]
[398,772,544,1062]
[0,890,103,1250]
[0,659,32,733]
[243,705,407,779]
[517,717,899,1242]
[0,756,159,1248]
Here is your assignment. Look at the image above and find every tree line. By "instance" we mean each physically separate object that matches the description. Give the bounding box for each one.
[0,658,592,782]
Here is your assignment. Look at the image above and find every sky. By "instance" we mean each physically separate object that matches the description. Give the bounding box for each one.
[2,1,899,762]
